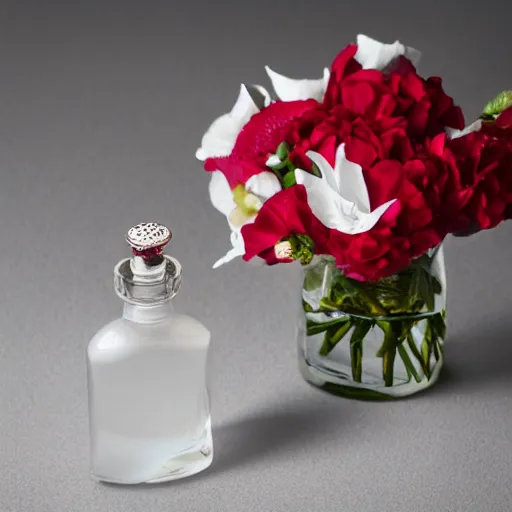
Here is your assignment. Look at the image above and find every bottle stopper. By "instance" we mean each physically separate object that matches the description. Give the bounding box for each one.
[114,222,182,304]
[125,222,172,266]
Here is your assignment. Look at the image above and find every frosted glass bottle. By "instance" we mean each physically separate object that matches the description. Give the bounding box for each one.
[87,223,213,484]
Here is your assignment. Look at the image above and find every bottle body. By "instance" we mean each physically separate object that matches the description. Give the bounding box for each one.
[87,302,212,484]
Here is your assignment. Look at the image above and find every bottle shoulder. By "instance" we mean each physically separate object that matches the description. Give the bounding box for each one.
[87,313,210,361]
[168,312,210,340]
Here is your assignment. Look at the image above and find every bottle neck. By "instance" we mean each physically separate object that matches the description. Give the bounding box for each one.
[122,300,174,324]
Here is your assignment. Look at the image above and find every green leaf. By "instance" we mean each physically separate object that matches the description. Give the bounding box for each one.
[306,317,349,336]
[432,276,442,295]
[268,159,288,171]
[349,319,372,382]
[319,298,342,311]
[303,264,327,292]
[336,275,389,316]
[482,90,512,118]
[397,344,422,383]
[282,170,296,188]
[429,312,446,339]
[319,320,352,356]
[424,271,435,312]
[276,141,290,160]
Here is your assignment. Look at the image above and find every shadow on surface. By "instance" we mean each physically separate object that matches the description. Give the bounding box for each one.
[205,402,347,476]
[104,399,353,489]
[428,319,512,395]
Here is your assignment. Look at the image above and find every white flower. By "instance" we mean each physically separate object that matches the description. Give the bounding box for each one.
[264,66,330,102]
[446,119,482,139]
[208,171,281,268]
[294,144,396,234]
[196,84,271,161]
[355,34,421,71]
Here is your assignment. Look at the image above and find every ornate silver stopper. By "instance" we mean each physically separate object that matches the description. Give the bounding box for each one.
[125,222,172,253]
[114,222,183,305]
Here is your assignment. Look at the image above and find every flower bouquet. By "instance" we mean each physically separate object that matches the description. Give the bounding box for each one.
[196,35,512,399]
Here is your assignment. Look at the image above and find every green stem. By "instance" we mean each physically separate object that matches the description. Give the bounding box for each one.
[397,344,422,383]
[350,320,372,382]
[421,339,432,380]
[319,320,353,356]
[351,342,363,382]
[383,347,396,387]
[375,320,398,357]
[432,335,441,361]
[407,331,424,371]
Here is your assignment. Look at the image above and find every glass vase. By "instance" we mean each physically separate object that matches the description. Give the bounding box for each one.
[297,246,446,400]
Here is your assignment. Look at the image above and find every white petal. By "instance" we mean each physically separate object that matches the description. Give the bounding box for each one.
[266,154,281,167]
[197,84,262,161]
[446,119,482,139]
[333,144,371,214]
[304,150,338,194]
[245,84,272,109]
[355,34,421,71]
[295,169,396,235]
[351,199,397,233]
[265,65,329,102]
[195,148,209,160]
[295,168,358,229]
[208,171,236,217]
[245,171,282,200]
[229,84,263,120]
[404,46,422,67]
[212,246,243,268]
[212,231,246,269]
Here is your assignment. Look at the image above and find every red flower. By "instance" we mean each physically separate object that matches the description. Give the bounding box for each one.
[328,134,476,281]
[204,99,318,188]
[447,130,512,231]
[241,185,331,264]
[330,181,443,282]
[289,45,464,177]
[199,40,484,282]
[496,106,512,129]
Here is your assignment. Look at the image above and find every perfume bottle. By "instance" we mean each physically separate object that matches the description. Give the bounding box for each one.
[87,222,213,484]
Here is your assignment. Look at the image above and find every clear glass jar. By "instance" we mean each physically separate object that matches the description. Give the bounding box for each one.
[297,246,446,400]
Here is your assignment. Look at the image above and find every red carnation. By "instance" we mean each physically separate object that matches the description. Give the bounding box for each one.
[288,45,464,178]
[447,130,512,232]
[329,134,475,281]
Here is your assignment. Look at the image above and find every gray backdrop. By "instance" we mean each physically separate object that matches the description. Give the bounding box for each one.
[1,1,512,511]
